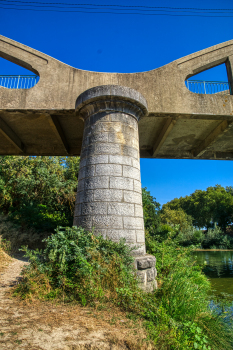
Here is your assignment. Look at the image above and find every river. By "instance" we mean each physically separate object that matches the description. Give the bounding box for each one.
[194,250,233,300]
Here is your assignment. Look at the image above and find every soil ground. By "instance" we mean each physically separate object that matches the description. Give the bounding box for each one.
[0,251,154,350]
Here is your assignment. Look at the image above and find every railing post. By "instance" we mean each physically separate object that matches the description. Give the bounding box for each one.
[16,76,20,89]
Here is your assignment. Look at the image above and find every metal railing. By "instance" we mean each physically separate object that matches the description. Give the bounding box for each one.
[0,75,39,89]
[185,80,231,95]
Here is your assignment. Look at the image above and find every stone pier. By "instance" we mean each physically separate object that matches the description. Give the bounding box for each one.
[73,85,157,291]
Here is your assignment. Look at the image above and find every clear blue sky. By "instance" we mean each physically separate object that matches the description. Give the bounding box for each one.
[1,0,233,206]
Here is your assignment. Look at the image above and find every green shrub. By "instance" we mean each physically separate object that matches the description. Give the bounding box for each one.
[146,232,233,349]
[15,226,137,304]
[202,226,233,249]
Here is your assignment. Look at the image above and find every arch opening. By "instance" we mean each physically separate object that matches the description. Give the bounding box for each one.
[185,63,231,95]
[0,57,39,89]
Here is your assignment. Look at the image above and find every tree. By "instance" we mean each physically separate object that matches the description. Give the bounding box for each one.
[163,185,233,231]
[0,156,80,231]
[160,207,193,231]
[142,187,161,235]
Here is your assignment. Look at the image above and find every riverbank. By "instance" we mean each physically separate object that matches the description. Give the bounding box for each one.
[195,249,233,251]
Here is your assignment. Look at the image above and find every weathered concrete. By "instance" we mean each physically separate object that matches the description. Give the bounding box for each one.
[0,35,233,160]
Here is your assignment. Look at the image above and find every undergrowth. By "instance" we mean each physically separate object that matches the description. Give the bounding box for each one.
[13,226,233,350]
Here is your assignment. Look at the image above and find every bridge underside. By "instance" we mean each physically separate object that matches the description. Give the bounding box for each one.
[1,108,233,160]
[0,35,233,160]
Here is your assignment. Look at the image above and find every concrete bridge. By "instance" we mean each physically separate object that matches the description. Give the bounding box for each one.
[0,34,233,291]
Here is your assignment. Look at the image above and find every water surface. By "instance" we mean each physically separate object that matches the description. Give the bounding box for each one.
[194,250,233,299]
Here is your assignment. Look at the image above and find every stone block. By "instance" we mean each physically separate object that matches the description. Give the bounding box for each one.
[109,155,132,166]
[108,203,134,216]
[79,158,87,169]
[93,228,107,238]
[81,202,107,215]
[135,204,143,218]
[86,155,109,165]
[106,229,136,243]
[78,165,95,180]
[75,190,93,204]
[74,203,81,217]
[73,215,92,230]
[91,132,108,143]
[134,180,142,193]
[95,122,137,138]
[77,179,85,191]
[136,270,146,284]
[124,191,142,205]
[95,143,121,155]
[110,177,133,191]
[91,113,110,124]
[108,133,138,148]
[94,189,123,202]
[135,255,156,270]
[110,113,138,128]
[84,176,109,190]
[123,165,140,180]
[136,230,145,243]
[93,121,116,134]
[121,124,138,138]
[121,145,139,159]
[140,280,157,293]
[95,164,122,176]
[132,158,140,170]
[123,217,144,230]
[92,215,123,229]
[147,268,155,282]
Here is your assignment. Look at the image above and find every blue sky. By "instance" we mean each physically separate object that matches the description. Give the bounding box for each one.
[1,0,233,206]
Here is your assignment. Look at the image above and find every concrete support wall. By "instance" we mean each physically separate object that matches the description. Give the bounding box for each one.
[73,85,157,290]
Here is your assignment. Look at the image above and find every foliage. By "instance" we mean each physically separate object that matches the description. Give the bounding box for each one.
[177,225,233,249]
[160,207,193,231]
[146,231,233,349]
[0,156,79,231]
[163,185,233,231]
[15,226,137,304]
[14,226,233,349]
[141,187,161,236]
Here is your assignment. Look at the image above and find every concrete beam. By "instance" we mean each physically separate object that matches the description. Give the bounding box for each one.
[48,115,69,155]
[192,120,230,158]
[153,118,177,157]
[0,117,24,152]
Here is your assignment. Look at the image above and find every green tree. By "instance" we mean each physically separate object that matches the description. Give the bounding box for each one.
[0,156,79,231]
[142,187,161,235]
[163,185,233,231]
[160,207,193,231]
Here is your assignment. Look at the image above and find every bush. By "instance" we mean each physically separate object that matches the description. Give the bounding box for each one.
[15,226,138,304]
[202,226,233,249]
[176,225,233,249]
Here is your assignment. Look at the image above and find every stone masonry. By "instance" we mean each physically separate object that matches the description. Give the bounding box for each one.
[73,85,157,291]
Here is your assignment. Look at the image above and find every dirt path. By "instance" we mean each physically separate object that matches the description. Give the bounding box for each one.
[0,255,150,350]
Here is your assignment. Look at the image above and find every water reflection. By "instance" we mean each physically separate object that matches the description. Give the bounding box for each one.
[194,251,233,299]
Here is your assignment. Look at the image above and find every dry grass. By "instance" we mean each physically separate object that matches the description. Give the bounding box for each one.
[1,291,156,350]
[0,254,156,350]
[0,248,12,273]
